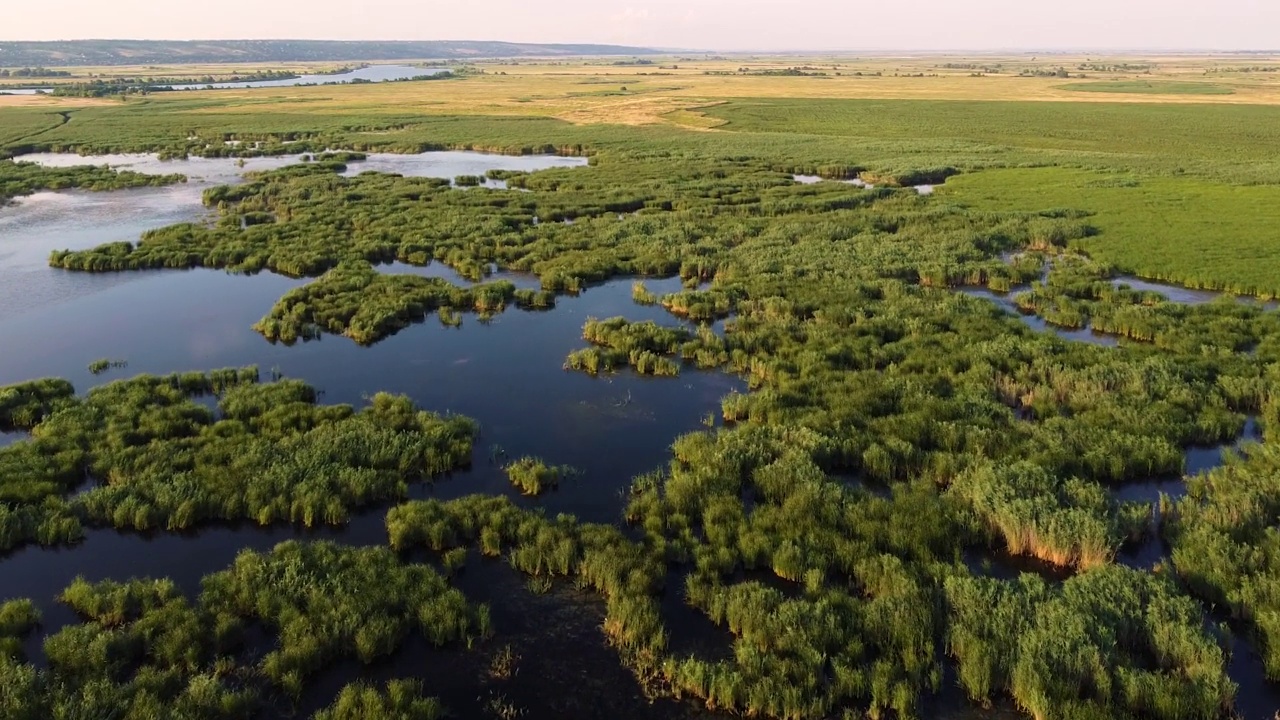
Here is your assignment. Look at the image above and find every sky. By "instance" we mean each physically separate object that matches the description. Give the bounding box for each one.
[2,0,1277,51]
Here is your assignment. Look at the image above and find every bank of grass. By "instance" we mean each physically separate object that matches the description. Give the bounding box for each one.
[6,89,1280,181]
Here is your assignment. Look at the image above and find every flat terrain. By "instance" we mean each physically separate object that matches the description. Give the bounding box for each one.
[6,53,1279,293]
[3,51,1280,720]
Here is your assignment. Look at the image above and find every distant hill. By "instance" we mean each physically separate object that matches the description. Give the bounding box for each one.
[0,40,663,67]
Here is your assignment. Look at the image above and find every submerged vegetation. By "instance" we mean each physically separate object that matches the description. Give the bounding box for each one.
[3,55,1280,720]
[87,358,127,376]
[504,457,574,496]
[313,680,446,720]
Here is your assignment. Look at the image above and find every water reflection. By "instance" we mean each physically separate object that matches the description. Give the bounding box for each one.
[345,150,586,179]
[0,269,743,677]
[375,261,544,292]
[1115,416,1262,509]
[0,66,444,97]
[0,272,740,523]
[1,151,586,318]
[1111,275,1279,311]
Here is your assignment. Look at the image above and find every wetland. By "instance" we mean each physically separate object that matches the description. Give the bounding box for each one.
[2,67,1280,720]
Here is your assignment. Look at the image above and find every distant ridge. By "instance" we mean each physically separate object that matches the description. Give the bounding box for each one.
[0,40,663,66]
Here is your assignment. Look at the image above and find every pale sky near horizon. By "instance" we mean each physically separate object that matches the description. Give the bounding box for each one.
[2,0,1277,51]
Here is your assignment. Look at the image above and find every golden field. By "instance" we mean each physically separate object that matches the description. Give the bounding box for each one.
[5,53,1280,125]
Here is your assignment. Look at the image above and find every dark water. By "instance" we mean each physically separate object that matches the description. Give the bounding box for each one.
[0,270,743,714]
[0,151,741,717]
[0,270,740,521]
[1117,416,1263,570]
[964,546,1076,584]
[290,557,716,720]
[164,65,446,91]
[1113,419,1280,720]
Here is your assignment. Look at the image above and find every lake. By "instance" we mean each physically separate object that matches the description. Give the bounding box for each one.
[165,64,447,90]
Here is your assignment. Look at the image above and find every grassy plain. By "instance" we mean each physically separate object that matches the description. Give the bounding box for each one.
[939,168,1280,296]
[6,55,1279,292]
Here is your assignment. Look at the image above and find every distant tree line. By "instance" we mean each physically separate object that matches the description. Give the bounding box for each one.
[1020,67,1076,78]
[0,67,71,78]
[1078,63,1153,73]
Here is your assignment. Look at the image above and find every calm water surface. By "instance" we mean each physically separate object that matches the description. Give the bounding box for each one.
[0,150,746,718]
[165,64,446,90]
[1111,275,1280,311]
[0,66,441,96]
[2,152,585,318]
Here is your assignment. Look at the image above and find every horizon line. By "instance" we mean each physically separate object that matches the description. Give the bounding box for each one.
[0,39,1278,55]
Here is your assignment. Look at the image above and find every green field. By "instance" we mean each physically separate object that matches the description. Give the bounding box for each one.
[695,98,1280,294]
[939,168,1280,296]
[701,97,1280,180]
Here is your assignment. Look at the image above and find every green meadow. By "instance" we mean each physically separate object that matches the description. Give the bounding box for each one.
[939,168,1280,297]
